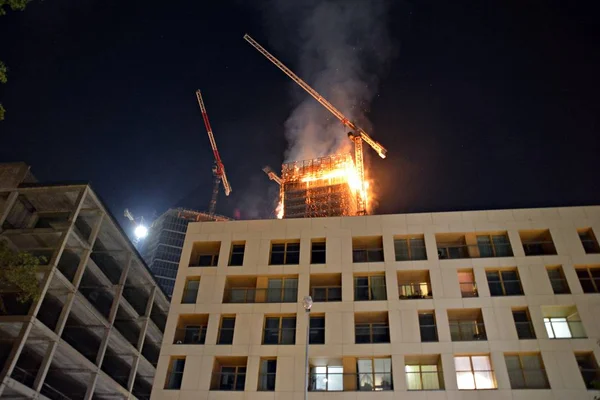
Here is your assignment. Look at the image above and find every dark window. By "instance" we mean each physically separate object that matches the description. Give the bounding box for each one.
[270,242,300,265]
[181,279,199,304]
[218,317,236,345]
[579,229,600,254]
[512,310,535,339]
[419,312,438,342]
[575,353,600,389]
[547,267,570,294]
[179,325,207,344]
[311,241,326,264]
[505,354,549,389]
[165,358,185,389]
[309,316,325,344]
[312,286,341,302]
[354,275,387,301]
[263,317,296,345]
[229,243,245,266]
[352,237,384,263]
[486,270,523,296]
[576,267,600,293]
[394,237,426,261]
[521,230,557,256]
[258,359,277,391]
[355,322,390,344]
[218,366,246,391]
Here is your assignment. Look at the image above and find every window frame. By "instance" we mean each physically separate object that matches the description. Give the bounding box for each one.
[356,357,393,391]
[309,315,325,344]
[217,316,236,345]
[575,266,600,293]
[353,275,387,301]
[263,316,297,345]
[352,237,384,263]
[394,236,427,261]
[546,266,570,294]
[257,358,277,391]
[454,355,496,390]
[164,357,186,390]
[269,241,300,265]
[181,278,200,304]
[354,322,390,344]
[504,353,549,389]
[476,234,513,257]
[512,309,536,340]
[218,365,246,391]
[486,269,524,296]
[418,312,439,342]
[405,362,443,390]
[310,240,326,264]
[228,243,245,266]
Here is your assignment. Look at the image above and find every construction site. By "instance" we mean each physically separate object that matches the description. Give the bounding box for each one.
[0,163,170,400]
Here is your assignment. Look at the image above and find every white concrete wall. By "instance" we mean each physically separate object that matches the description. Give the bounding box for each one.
[151,206,600,400]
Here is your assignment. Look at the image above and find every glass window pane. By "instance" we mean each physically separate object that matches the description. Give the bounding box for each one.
[328,366,343,391]
[406,367,422,390]
[422,368,440,390]
[395,239,409,260]
[474,370,495,389]
[471,356,491,371]
[551,319,572,338]
[454,357,472,372]
[456,371,475,389]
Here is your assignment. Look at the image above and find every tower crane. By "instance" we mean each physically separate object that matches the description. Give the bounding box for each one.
[243,34,387,214]
[195,90,232,217]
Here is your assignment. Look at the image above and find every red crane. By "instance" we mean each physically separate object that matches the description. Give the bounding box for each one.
[195,90,232,217]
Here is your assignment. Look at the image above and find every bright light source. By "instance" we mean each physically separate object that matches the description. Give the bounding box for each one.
[134,225,148,239]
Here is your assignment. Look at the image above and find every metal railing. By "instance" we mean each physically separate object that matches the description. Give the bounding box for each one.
[437,243,513,259]
[354,285,387,301]
[355,324,390,343]
[488,280,523,296]
[522,241,557,256]
[312,286,342,302]
[459,282,478,297]
[308,372,393,391]
[398,283,432,299]
[352,249,384,263]
[405,371,443,390]
[514,321,536,339]
[223,287,298,303]
[211,372,246,391]
[173,327,207,344]
[394,245,427,261]
[257,373,276,391]
[449,321,487,341]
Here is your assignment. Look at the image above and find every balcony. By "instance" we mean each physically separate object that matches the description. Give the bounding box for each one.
[311,273,342,302]
[352,236,384,263]
[398,270,432,300]
[448,309,487,341]
[210,357,247,391]
[436,233,513,259]
[308,372,393,391]
[223,276,298,303]
[355,312,390,344]
[190,241,221,267]
[173,314,208,345]
[519,230,557,256]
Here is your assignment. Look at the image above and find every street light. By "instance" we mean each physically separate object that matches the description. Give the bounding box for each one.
[302,296,313,400]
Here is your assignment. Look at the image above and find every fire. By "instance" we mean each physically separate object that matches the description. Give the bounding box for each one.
[276,200,284,219]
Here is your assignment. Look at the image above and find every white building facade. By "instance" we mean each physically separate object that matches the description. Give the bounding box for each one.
[152,206,600,400]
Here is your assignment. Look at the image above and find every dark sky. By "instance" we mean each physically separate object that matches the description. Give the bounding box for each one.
[1,0,599,230]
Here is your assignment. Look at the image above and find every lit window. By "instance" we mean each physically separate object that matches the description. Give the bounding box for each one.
[405,356,443,390]
[454,355,496,390]
[310,366,343,391]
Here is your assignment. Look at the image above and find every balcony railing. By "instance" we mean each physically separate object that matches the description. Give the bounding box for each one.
[449,321,487,341]
[437,243,513,259]
[459,282,478,297]
[308,372,393,391]
[354,285,387,301]
[312,286,342,302]
[352,248,384,263]
[192,253,219,267]
[211,372,246,391]
[398,283,432,299]
[173,327,207,344]
[522,241,557,256]
[355,324,390,343]
[223,288,298,303]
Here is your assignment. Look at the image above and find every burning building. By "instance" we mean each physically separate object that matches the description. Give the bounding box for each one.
[277,153,368,219]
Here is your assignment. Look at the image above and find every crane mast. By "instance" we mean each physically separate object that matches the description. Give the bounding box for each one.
[243,34,387,214]
[195,90,231,217]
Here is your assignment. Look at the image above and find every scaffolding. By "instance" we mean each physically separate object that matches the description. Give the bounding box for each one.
[282,154,359,219]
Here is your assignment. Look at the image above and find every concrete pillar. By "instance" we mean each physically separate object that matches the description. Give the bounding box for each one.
[0,190,18,232]
[127,286,157,392]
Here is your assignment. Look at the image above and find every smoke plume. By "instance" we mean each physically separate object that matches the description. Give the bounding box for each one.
[264,0,394,162]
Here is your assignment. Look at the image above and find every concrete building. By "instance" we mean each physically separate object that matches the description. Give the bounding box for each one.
[0,163,170,400]
[141,208,230,298]
[152,205,600,400]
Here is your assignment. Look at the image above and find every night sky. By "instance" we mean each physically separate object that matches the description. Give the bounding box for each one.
[1,1,598,231]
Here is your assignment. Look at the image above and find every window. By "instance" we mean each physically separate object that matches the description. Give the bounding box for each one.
[454,355,496,389]
[309,315,325,344]
[394,235,426,261]
[164,357,185,389]
[229,242,245,266]
[217,366,246,391]
[190,241,220,266]
[309,365,343,391]
[405,355,444,390]
[354,275,387,301]
[311,240,326,264]
[575,352,600,389]
[486,269,523,296]
[435,234,468,259]
[263,316,296,345]
[398,270,432,299]
[575,266,600,293]
[476,234,513,257]
[269,241,300,265]
[448,309,487,341]
[355,312,390,344]
[357,358,393,391]
[258,359,276,391]
[512,309,535,339]
[505,353,549,389]
[181,278,199,304]
[542,305,586,338]
[519,230,557,256]
[578,228,600,254]
[419,311,438,342]
[217,316,235,345]
[352,236,384,263]
[266,277,298,302]
[173,314,209,345]
[310,274,342,302]
[546,266,570,294]
[458,269,478,297]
